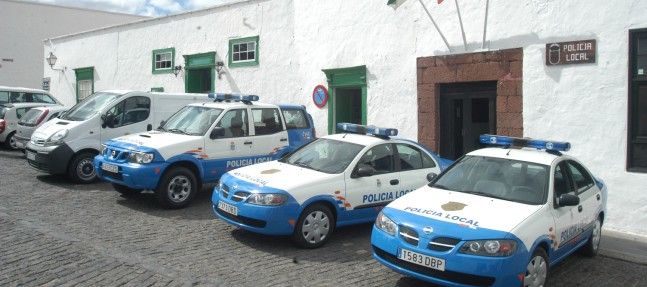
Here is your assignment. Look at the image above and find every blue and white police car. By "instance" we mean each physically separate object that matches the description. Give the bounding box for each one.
[371,135,607,287]
[94,94,315,208]
[212,123,452,248]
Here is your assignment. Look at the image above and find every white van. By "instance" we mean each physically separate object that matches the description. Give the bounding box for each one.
[26,90,209,183]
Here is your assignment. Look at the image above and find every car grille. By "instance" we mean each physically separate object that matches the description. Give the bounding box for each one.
[231,191,250,202]
[103,171,123,181]
[428,237,461,252]
[221,184,230,198]
[372,246,495,287]
[214,205,266,228]
[399,225,419,246]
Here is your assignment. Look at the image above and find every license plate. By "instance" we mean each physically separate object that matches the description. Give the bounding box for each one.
[218,201,238,216]
[101,163,119,173]
[399,249,446,271]
[26,151,36,161]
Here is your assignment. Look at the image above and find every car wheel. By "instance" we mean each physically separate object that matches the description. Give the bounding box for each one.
[67,152,98,183]
[292,204,335,249]
[155,166,197,209]
[524,248,548,287]
[581,216,602,257]
[112,183,142,197]
[4,132,17,150]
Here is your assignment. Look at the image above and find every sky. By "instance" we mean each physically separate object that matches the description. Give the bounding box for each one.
[27,0,227,16]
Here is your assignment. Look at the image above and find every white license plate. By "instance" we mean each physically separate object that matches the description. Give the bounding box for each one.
[26,151,36,161]
[218,201,238,216]
[399,249,446,271]
[101,163,119,173]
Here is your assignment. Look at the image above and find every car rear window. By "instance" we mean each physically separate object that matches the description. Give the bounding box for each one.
[282,109,309,129]
[15,108,32,120]
[19,109,45,125]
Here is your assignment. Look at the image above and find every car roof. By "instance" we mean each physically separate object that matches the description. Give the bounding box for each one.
[467,147,560,166]
[0,85,50,94]
[188,101,278,109]
[322,133,395,146]
[0,103,59,108]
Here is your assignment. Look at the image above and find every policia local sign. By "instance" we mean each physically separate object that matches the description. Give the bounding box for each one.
[546,39,596,66]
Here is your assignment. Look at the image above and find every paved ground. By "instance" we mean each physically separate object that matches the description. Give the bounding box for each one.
[1,148,646,287]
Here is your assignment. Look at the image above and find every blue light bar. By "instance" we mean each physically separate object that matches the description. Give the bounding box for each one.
[208,93,259,102]
[479,134,571,152]
[336,123,398,138]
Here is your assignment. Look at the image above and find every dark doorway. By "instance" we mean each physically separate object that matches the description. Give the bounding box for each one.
[334,87,363,128]
[186,68,212,93]
[439,81,497,160]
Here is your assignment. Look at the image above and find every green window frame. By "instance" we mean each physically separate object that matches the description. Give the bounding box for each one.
[152,48,175,74]
[228,36,259,68]
[74,67,94,103]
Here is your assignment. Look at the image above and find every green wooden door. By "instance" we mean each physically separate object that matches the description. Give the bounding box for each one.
[322,66,367,134]
[184,52,216,93]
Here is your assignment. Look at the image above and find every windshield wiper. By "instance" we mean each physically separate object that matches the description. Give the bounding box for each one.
[167,128,189,135]
[430,183,451,190]
[459,190,509,201]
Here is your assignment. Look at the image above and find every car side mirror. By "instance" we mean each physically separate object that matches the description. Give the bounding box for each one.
[210,127,225,140]
[426,172,438,182]
[556,194,580,207]
[159,120,166,129]
[147,124,152,131]
[354,164,376,178]
[102,113,116,128]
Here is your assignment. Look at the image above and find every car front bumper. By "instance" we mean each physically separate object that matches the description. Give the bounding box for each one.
[94,156,167,190]
[13,135,29,149]
[25,142,74,174]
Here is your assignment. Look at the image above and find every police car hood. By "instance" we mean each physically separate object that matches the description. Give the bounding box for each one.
[387,186,543,234]
[228,161,335,191]
[107,131,202,152]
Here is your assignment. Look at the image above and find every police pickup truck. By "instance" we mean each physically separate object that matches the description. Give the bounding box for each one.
[94,94,315,208]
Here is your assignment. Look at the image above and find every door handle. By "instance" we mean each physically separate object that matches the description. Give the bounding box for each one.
[578,205,583,213]
[596,194,600,201]
[244,141,253,145]
[280,138,288,142]
[390,179,399,185]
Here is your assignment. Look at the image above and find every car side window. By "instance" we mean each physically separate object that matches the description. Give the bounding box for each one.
[34,94,56,104]
[107,96,150,128]
[566,161,594,193]
[282,109,309,129]
[357,144,395,174]
[216,109,249,138]
[0,92,8,104]
[395,144,427,171]
[252,108,284,135]
[553,163,575,201]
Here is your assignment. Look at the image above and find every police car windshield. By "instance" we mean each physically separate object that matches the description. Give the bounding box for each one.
[432,156,549,205]
[61,92,121,121]
[161,106,223,136]
[280,138,364,174]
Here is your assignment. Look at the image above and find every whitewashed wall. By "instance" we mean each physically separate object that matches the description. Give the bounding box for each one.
[45,0,647,236]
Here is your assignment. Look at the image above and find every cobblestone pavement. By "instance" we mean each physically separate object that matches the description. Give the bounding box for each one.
[1,149,646,287]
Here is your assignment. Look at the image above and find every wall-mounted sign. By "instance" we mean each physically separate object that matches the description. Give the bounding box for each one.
[312,85,329,108]
[42,77,50,91]
[546,39,596,66]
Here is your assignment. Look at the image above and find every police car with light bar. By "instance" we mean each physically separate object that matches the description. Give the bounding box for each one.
[212,123,452,248]
[94,94,315,208]
[371,135,607,287]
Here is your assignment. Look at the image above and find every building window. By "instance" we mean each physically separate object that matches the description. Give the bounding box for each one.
[629,29,647,171]
[229,36,259,67]
[152,48,175,74]
[74,67,94,102]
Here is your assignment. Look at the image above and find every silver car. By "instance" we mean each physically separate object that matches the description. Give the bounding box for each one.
[13,106,68,150]
[0,103,60,150]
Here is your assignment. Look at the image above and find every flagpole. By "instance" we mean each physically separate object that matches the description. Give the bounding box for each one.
[454,0,467,51]
[482,0,490,49]
[417,0,452,52]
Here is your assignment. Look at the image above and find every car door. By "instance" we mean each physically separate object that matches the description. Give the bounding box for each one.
[280,108,314,151]
[344,143,401,222]
[203,108,255,181]
[394,143,442,195]
[250,108,289,158]
[565,160,602,238]
[100,96,151,142]
[549,161,582,260]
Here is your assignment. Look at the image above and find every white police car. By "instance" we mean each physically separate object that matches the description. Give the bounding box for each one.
[94,94,315,208]
[371,135,607,287]
[212,123,452,248]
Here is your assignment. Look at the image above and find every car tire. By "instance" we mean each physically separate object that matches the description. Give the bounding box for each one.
[155,166,197,209]
[4,132,17,150]
[292,204,335,249]
[581,216,602,257]
[67,152,98,183]
[524,248,549,287]
[112,183,142,197]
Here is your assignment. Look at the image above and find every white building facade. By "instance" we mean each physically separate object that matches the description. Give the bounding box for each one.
[44,0,647,237]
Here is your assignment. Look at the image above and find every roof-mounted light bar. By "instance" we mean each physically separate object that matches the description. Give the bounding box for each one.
[208,93,259,103]
[479,134,571,152]
[336,123,398,138]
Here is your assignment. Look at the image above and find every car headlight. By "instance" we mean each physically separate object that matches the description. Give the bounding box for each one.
[44,129,68,146]
[246,193,287,206]
[128,152,154,164]
[100,144,107,154]
[375,211,397,236]
[459,239,517,257]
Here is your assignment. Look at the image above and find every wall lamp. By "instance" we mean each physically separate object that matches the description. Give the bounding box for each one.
[46,52,66,71]
[215,61,225,79]
[172,65,183,77]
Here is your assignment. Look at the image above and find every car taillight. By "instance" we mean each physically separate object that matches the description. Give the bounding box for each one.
[35,109,49,126]
[0,119,5,134]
